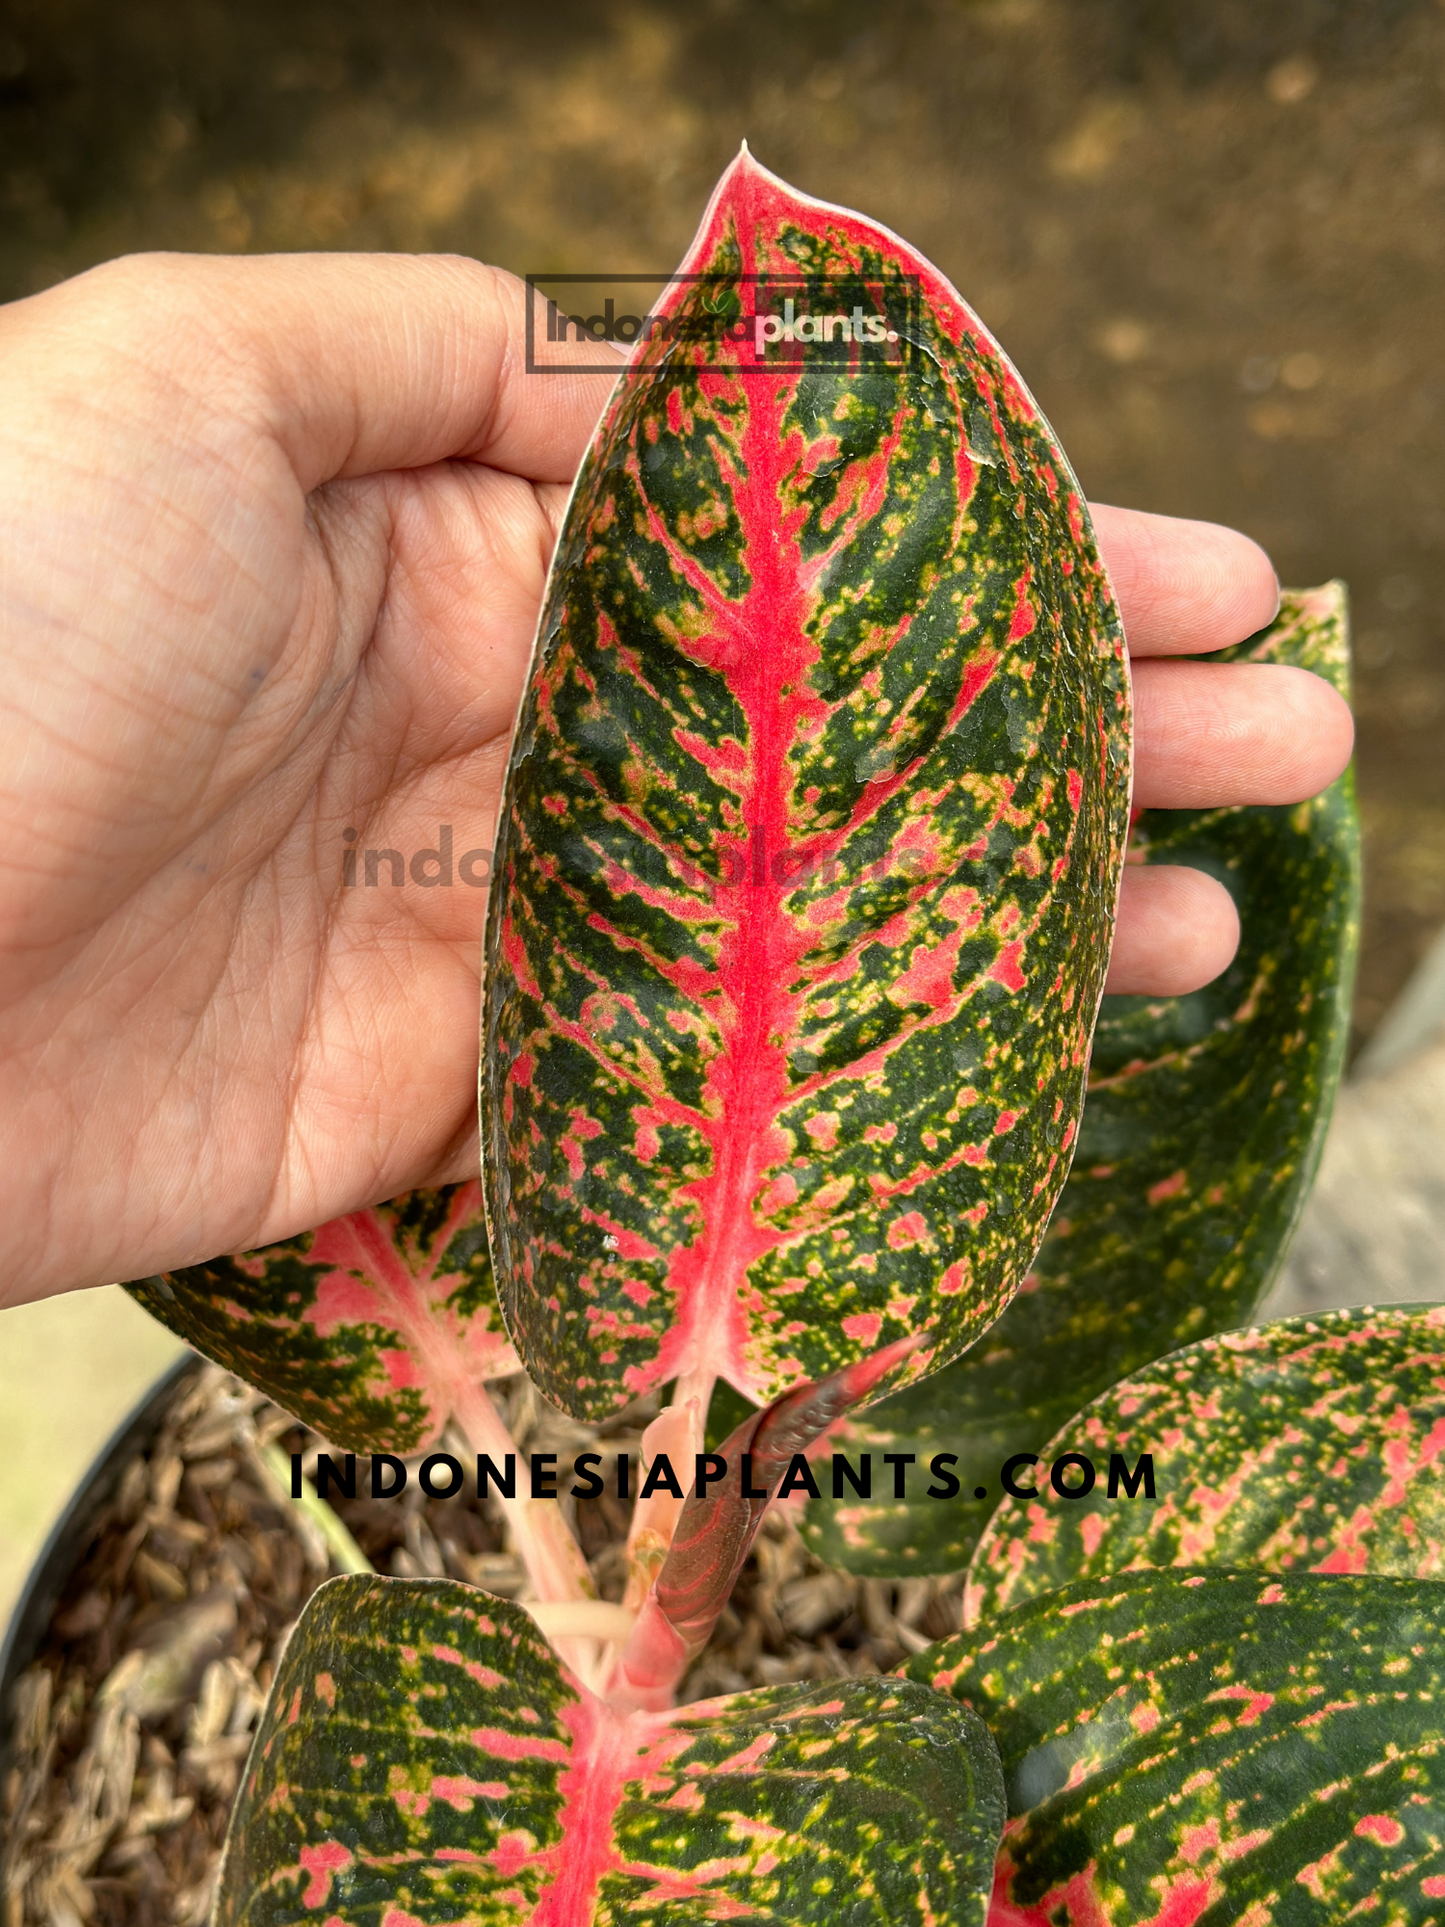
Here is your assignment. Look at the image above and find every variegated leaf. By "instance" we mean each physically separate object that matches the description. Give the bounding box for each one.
[217,1574,1004,1926]
[128,1185,517,1453]
[967,1304,1445,1625]
[910,1569,1445,1925]
[803,584,1360,1573]
[483,147,1130,1422]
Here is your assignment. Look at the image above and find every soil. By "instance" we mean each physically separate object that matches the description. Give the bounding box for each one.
[0,0,1440,1042]
[0,1365,962,1927]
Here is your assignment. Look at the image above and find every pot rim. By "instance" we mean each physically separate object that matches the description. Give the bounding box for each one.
[0,1351,201,1785]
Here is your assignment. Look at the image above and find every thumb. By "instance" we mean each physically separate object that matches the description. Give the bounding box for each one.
[9,251,623,492]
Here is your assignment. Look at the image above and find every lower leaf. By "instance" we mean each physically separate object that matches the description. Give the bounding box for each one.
[218,1574,1004,1927]
[128,1184,516,1454]
[910,1568,1445,1924]
[965,1303,1445,1624]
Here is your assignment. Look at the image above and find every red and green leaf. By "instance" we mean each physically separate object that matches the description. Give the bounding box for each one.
[802,585,1360,1573]
[217,1574,1005,1926]
[967,1303,1445,1623]
[482,147,1131,1423]
[910,1568,1445,1924]
[128,1185,517,1454]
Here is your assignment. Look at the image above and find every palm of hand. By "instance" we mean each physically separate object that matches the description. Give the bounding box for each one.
[1,270,579,1295]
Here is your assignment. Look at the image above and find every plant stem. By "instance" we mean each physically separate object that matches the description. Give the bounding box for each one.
[450,1378,595,1606]
[600,1370,721,1705]
[674,1367,718,1442]
[523,1600,636,1644]
[449,1379,609,1687]
[622,1373,714,1614]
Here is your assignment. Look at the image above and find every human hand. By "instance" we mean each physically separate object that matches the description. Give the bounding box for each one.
[0,256,1352,1305]
[1090,500,1352,993]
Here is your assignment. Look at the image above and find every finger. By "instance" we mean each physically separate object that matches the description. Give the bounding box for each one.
[1105,865,1240,996]
[12,252,622,493]
[1131,660,1354,809]
[1091,503,1281,657]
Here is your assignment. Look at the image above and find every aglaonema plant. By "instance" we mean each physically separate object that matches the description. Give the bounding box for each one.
[114,148,1393,1925]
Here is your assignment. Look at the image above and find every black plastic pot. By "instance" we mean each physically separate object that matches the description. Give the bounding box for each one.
[0,1352,200,1806]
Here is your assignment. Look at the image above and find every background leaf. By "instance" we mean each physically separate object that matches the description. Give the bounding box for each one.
[218,1573,1005,1927]
[128,1184,516,1453]
[967,1303,1445,1623]
[911,1568,1445,1925]
[482,148,1130,1421]
[803,583,1361,1573]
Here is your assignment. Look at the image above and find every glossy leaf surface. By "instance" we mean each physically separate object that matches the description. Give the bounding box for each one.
[483,149,1131,1420]
[218,1574,1004,1926]
[129,1185,516,1453]
[803,584,1360,1572]
[968,1304,1445,1623]
[911,1568,1445,1924]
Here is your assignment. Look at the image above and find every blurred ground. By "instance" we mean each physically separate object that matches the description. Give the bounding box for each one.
[2,0,1445,1611]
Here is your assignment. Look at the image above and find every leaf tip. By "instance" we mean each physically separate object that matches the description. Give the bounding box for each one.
[715,138,777,199]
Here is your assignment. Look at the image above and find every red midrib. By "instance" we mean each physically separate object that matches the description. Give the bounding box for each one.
[654,280,825,1397]
[334,1190,483,1416]
[529,1695,634,1925]
[624,168,1009,1402]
